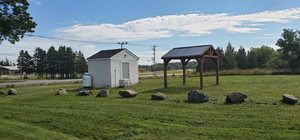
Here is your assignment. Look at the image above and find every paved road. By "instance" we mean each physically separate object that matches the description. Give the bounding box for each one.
[0,79,82,88]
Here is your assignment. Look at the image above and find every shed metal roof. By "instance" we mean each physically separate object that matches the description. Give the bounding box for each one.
[161,45,213,59]
[87,48,139,60]
[87,49,124,59]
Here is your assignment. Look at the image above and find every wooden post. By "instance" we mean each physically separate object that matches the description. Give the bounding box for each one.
[181,59,186,85]
[216,58,219,85]
[163,59,169,88]
[198,57,204,89]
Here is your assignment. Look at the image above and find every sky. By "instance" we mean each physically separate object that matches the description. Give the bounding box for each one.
[1,0,300,65]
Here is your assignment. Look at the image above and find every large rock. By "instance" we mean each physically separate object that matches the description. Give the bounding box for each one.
[188,90,208,103]
[151,92,166,100]
[96,90,109,97]
[7,88,17,95]
[119,90,137,98]
[0,91,5,96]
[226,92,247,104]
[282,94,298,105]
[56,88,67,95]
[77,89,92,96]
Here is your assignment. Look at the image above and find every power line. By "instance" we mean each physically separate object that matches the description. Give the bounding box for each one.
[24,34,168,48]
[25,34,118,45]
[152,45,157,77]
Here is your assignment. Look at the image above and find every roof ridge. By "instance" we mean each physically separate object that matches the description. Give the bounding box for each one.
[173,44,211,49]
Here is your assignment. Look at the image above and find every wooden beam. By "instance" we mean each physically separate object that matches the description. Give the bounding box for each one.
[180,58,191,85]
[197,57,204,89]
[163,59,170,88]
[216,58,220,85]
[203,55,219,58]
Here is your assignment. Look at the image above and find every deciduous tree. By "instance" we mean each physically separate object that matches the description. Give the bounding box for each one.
[0,0,36,44]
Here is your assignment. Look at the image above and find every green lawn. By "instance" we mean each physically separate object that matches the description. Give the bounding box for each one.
[0,75,300,139]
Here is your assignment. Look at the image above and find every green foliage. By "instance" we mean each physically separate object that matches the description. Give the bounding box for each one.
[270,52,288,69]
[18,46,87,79]
[0,76,300,139]
[17,50,33,75]
[236,46,247,69]
[0,0,36,44]
[46,46,58,79]
[215,47,226,70]
[224,42,237,69]
[0,57,10,66]
[276,29,300,72]
[33,47,47,77]
[74,51,87,75]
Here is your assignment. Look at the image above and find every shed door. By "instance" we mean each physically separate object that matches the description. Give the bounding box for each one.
[122,62,130,79]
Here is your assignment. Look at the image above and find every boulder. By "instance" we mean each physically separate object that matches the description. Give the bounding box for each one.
[77,89,92,96]
[7,88,17,95]
[0,91,5,96]
[56,88,67,95]
[188,90,208,103]
[226,92,247,104]
[282,94,298,105]
[96,90,109,97]
[151,92,166,100]
[119,90,137,98]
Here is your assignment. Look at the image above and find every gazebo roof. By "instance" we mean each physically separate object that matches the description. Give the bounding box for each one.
[161,45,218,59]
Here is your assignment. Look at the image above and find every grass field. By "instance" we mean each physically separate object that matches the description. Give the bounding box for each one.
[0,75,300,139]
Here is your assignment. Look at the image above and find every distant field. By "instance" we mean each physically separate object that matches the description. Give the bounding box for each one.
[0,75,300,139]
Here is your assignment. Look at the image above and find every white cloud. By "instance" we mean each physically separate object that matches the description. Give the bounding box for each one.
[57,7,300,42]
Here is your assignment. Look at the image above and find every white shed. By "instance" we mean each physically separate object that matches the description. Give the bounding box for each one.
[87,48,139,88]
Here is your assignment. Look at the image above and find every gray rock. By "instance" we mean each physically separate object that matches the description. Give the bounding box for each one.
[7,88,17,95]
[151,92,166,100]
[188,90,208,103]
[282,94,298,105]
[226,92,247,104]
[0,90,5,96]
[96,90,109,97]
[77,89,91,96]
[56,88,67,95]
[119,90,137,98]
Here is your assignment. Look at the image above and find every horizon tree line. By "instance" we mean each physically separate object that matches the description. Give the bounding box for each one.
[17,46,87,79]
[140,29,300,73]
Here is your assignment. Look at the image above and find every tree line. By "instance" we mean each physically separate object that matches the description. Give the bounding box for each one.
[17,46,87,79]
[140,29,300,73]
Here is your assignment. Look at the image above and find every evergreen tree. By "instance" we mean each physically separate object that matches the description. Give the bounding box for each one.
[215,47,226,70]
[75,51,88,76]
[58,46,67,78]
[65,47,75,78]
[0,58,10,66]
[247,48,258,69]
[46,46,58,79]
[33,47,46,77]
[224,42,236,69]
[17,50,33,78]
[236,46,248,69]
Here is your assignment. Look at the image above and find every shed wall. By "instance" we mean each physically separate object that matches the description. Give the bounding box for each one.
[110,50,139,87]
[88,59,111,88]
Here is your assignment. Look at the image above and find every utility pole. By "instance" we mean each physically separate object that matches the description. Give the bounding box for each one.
[152,45,157,77]
[118,42,128,48]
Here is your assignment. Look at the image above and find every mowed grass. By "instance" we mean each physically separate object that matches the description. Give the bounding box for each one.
[0,75,300,139]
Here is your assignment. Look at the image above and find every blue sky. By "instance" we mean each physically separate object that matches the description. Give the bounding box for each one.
[1,0,300,64]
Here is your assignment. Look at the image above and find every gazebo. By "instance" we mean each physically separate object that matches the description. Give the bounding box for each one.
[161,45,219,89]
